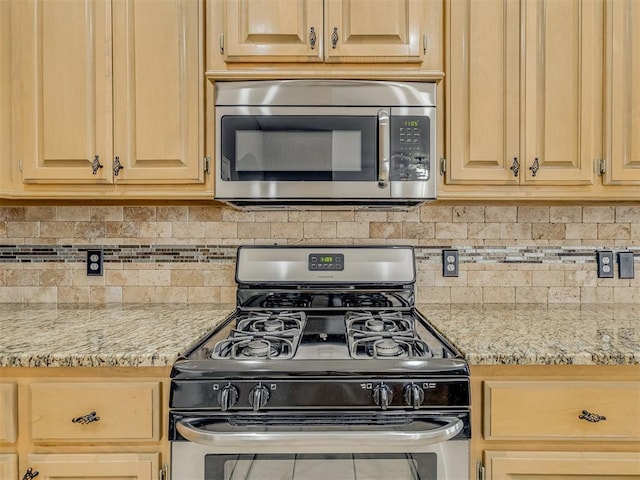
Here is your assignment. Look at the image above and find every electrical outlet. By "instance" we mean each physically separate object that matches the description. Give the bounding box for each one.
[87,249,103,276]
[618,251,635,279]
[442,249,459,277]
[596,250,614,278]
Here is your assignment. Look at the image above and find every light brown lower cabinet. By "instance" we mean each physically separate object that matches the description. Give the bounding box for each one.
[484,451,640,479]
[0,367,170,480]
[472,365,640,480]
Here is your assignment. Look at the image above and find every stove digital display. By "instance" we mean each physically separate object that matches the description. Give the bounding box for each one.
[308,253,344,271]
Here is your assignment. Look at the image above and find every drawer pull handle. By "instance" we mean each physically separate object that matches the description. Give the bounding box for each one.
[72,411,100,424]
[579,410,606,423]
[23,467,39,480]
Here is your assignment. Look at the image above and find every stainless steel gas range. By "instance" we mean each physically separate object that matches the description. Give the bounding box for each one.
[169,246,470,480]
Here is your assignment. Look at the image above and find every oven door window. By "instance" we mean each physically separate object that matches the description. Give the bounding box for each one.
[220,116,377,181]
[206,453,437,480]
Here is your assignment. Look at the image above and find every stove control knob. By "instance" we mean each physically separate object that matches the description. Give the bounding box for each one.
[403,383,425,409]
[218,384,239,411]
[249,384,270,411]
[373,383,393,410]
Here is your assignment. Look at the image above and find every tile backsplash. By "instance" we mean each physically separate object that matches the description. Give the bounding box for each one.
[0,205,638,304]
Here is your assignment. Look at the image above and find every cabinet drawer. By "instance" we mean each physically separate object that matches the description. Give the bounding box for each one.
[0,383,17,443]
[484,381,640,441]
[29,381,161,442]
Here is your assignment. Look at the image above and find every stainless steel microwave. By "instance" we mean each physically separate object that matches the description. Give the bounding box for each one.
[214,80,437,209]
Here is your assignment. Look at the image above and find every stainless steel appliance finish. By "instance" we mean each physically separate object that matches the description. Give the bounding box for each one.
[169,246,470,480]
[214,80,437,209]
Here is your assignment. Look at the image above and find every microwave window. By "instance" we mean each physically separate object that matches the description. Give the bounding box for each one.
[236,131,362,172]
[220,116,376,181]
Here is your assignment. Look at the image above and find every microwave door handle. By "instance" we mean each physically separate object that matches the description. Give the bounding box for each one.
[176,417,463,451]
[378,109,390,188]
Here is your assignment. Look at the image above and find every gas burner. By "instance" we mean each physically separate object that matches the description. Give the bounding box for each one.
[211,311,305,360]
[242,339,274,357]
[262,292,312,308]
[342,293,394,308]
[346,310,432,359]
[372,338,403,357]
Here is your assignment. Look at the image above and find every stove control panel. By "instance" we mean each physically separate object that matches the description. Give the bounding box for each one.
[308,253,344,271]
[171,378,470,410]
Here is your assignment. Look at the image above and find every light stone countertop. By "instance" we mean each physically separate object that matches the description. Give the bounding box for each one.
[0,303,638,367]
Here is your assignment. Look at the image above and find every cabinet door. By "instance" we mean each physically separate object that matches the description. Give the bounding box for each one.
[446,0,520,184]
[15,0,113,184]
[112,0,204,184]
[27,453,159,480]
[522,0,603,184]
[0,0,10,194]
[0,383,17,443]
[0,454,17,480]
[324,0,422,63]
[224,0,324,62]
[484,451,640,479]
[605,0,640,184]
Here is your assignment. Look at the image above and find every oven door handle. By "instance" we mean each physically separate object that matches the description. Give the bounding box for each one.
[176,417,463,450]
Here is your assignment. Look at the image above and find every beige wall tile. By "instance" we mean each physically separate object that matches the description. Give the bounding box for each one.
[24,207,57,221]
[388,210,420,223]
[155,286,188,303]
[0,286,22,302]
[0,207,25,221]
[402,222,435,239]
[583,206,614,223]
[515,286,548,303]
[485,206,517,223]
[173,221,205,238]
[532,224,565,240]
[548,287,581,303]
[517,207,549,223]
[139,222,172,238]
[106,269,140,286]
[416,286,450,303]
[420,206,452,222]
[124,206,156,222]
[616,206,640,223]
[158,206,189,222]
[435,223,467,239]
[138,269,171,286]
[122,286,155,303]
[90,206,123,221]
[204,222,238,239]
[89,286,123,303]
[188,207,222,222]
[5,269,38,286]
[565,270,597,287]
[453,206,484,223]
[6,222,39,238]
[188,286,222,303]
[40,269,73,286]
[321,211,355,222]
[303,222,336,239]
[613,287,640,303]
[23,286,57,303]
[598,224,631,240]
[171,270,204,287]
[500,223,531,239]
[271,222,304,239]
[450,287,482,303]
[336,222,369,238]
[468,223,500,239]
[57,286,90,303]
[238,222,271,239]
[73,221,107,239]
[468,270,531,287]
[532,270,565,286]
[370,222,402,239]
[354,211,387,222]
[40,221,74,238]
[0,222,6,238]
[289,211,322,222]
[550,207,582,223]
[58,206,90,221]
[483,287,515,303]
[106,221,140,238]
[566,223,597,240]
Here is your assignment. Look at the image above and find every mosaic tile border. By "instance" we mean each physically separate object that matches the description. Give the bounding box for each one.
[0,244,637,265]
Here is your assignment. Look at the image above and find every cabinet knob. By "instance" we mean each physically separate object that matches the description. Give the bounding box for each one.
[22,467,39,480]
[331,27,339,48]
[91,155,103,175]
[113,156,124,177]
[579,409,606,423]
[309,27,317,49]
[529,157,540,177]
[72,411,100,424]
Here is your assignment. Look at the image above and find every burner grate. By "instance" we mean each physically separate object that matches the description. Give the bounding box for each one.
[212,311,305,360]
[341,293,394,308]
[346,310,432,359]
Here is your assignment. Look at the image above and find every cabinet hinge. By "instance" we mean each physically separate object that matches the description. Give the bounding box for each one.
[476,460,485,480]
[423,34,428,54]
[439,157,446,176]
[159,463,168,480]
[596,158,606,176]
[220,34,224,54]
[18,158,23,173]
[204,156,211,175]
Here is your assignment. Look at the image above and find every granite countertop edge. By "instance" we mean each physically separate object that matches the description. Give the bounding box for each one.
[0,303,638,368]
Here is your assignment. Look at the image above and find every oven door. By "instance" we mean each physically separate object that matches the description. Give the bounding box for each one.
[215,106,393,201]
[170,411,470,480]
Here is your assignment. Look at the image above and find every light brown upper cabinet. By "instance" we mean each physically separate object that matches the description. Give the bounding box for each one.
[604,0,640,186]
[221,0,429,64]
[0,0,13,196]
[445,0,603,187]
[11,0,207,195]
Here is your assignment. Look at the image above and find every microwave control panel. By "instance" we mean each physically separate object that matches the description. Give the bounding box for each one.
[390,116,431,181]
